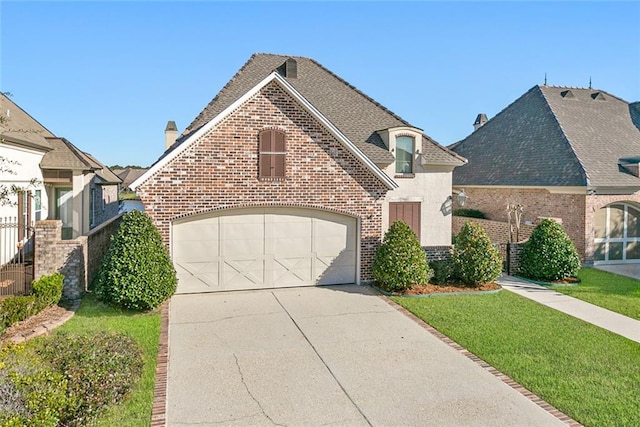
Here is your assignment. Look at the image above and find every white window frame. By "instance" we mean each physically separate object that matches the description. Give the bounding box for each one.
[593,203,640,264]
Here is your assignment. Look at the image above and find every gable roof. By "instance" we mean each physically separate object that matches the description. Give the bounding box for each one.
[133,71,399,190]
[41,138,122,184]
[452,85,640,189]
[0,93,54,152]
[138,53,464,187]
[113,168,148,189]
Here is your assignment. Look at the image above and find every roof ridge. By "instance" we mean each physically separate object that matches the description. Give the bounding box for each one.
[183,53,260,137]
[536,86,591,186]
[0,93,56,138]
[308,58,413,128]
[539,84,631,104]
[455,85,541,148]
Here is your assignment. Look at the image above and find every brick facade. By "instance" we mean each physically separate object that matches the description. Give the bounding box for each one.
[456,187,640,263]
[452,216,535,245]
[137,82,390,281]
[34,215,122,299]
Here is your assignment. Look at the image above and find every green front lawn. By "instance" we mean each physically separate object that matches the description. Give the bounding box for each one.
[549,268,640,320]
[53,294,161,426]
[393,291,640,427]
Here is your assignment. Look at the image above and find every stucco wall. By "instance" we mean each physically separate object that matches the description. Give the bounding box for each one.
[383,166,454,246]
[0,144,48,220]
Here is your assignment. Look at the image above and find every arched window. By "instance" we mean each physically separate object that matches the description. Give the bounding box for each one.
[395,136,414,174]
[259,129,286,179]
[594,203,640,263]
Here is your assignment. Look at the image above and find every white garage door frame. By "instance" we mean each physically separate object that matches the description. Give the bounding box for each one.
[169,205,361,293]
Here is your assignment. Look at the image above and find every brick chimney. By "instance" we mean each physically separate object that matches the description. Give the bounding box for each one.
[165,121,178,150]
[473,113,488,131]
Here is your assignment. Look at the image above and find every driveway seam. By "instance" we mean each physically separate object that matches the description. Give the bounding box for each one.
[271,291,373,427]
[381,295,582,427]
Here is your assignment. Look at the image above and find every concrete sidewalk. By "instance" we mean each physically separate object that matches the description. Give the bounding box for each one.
[167,285,567,426]
[498,276,640,344]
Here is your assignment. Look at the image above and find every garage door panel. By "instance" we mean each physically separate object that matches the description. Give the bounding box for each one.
[223,258,265,288]
[173,208,357,293]
[273,256,312,285]
[174,221,219,242]
[173,241,219,263]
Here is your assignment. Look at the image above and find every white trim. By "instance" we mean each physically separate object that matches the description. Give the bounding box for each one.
[131,72,397,191]
[593,203,640,264]
[452,185,588,194]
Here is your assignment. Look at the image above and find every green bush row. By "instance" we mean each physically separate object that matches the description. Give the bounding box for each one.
[0,331,143,426]
[0,273,64,335]
[373,221,503,290]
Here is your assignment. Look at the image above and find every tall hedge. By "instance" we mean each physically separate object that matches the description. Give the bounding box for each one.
[372,221,432,292]
[95,210,176,310]
[519,219,580,281]
[453,221,502,285]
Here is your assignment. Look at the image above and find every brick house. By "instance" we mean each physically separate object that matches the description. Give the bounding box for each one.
[451,85,640,264]
[131,53,466,293]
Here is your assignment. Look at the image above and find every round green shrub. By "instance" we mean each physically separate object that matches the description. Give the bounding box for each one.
[32,272,64,311]
[453,221,502,285]
[0,343,68,427]
[95,210,176,310]
[37,332,144,426]
[519,219,580,281]
[372,221,432,292]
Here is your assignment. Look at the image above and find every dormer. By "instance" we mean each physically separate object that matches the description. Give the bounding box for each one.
[377,126,423,176]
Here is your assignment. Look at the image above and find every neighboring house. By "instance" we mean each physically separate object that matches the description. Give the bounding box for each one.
[132,53,466,293]
[451,85,640,264]
[0,93,121,242]
[0,93,53,265]
[113,167,148,192]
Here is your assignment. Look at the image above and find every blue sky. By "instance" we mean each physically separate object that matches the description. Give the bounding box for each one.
[1,1,639,168]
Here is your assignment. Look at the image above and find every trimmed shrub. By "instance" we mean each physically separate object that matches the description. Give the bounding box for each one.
[372,221,432,292]
[453,222,502,285]
[0,296,37,335]
[95,210,176,310]
[32,273,64,311]
[0,273,64,335]
[36,332,144,426]
[0,343,68,427]
[429,259,456,285]
[519,219,580,281]
[453,208,487,219]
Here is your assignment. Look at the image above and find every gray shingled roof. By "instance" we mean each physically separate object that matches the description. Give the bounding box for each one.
[452,85,640,189]
[114,168,148,188]
[177,53,464,167]
[0,93,54,151]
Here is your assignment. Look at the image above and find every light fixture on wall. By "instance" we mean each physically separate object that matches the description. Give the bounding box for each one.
[457,190,467,207]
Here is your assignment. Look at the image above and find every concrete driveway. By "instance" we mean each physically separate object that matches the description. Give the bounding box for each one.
[167,285,565,426]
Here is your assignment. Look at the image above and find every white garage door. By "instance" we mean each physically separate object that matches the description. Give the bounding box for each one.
[172,208,357,293]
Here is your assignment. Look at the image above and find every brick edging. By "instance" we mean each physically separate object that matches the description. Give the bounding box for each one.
[151,300,170,427]
[5,300,81,344]
[381,295,582,427]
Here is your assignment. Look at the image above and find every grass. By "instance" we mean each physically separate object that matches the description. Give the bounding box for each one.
[119,190,140,201]
[51,293,161,426]
[549,267,640,320]
[392,291,640,427]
